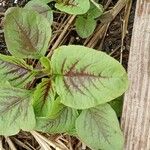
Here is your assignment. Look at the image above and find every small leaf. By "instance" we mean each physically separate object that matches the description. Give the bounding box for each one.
[40,57,51,72]
[35,107,78,134]
[4,7,51,59]
[0,54,36,88]
[51,45,128,109]
[32,78,56,117]
[48,97,64,118]
[75,2,103,38]
[76,104,124,150]
[90,0,103,14]
[75,16,96,38]
[87,2,103,19]
[25,1,53,25]
[55,0,90,15]
[109,95,123,117]
[0,84,35,136]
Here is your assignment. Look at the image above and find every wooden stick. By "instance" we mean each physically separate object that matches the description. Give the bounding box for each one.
[121,0,150,149]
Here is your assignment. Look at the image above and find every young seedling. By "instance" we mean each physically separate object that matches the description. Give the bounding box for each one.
[0,1,128,149]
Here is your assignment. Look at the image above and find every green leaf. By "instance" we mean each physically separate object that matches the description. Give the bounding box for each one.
[55,0,90,15]
[28,0,54,4]
[0,54,36,88]
[67,127,77,136]
[48,97,64,118]
[35,107,78,134]
[76,104,124,150]
[51,45,128,109]
[87,2,103,19]
[75,16,96,38]
[25,1,53,25]
[4,7,51,59]
[75,2,103,38]
[32,78,57,117]
[40,57,51,72]
[109,95,123,117]
[0,84,35,136]
[90,0,103,14]
[43,0,55,3]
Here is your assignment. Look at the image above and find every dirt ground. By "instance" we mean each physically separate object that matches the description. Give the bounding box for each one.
[0,0,136,149]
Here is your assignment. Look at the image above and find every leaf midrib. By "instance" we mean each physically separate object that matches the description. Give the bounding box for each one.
[12,15,36,52]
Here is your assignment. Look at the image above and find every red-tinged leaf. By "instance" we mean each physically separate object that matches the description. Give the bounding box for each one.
[0,54,36,88]
[55,0,90,15]
[0,84,35,136]
[4,7,51,59]
[35,107,78,134]
[51,45,128,109]
[76,104,124,150]
[32,78,63,117]
[25,1,53,25]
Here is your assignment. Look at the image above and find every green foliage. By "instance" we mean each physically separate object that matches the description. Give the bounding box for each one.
[28,0,53,4]
[109,95,124,117]
[55,0,90,15]
[25,0,53,25]
[0,54,36,88]
[35,107,78,133]
[87,2,103,19]
[1,3,129,150]
[0,83,35,136]
[75,15,96,38]
[32,78,56,117]
[76,104,124,150]
[75,2,103,38]
[40,57,51,73]
[4,7,51,59]
[51,45,128,109]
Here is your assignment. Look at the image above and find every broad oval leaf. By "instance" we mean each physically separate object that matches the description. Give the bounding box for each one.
[4,7,51,59]
[25,1,53,25]
[35,107,78,134]
[51,45,128,109]
[0,84,35,136]
[32,78,63,117]
[75,16,96,38]
[75,104,124,150]
[0,54,36,88]
[55,0,90,15]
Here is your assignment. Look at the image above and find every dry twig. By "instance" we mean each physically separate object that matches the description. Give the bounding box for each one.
[47,15,76,58]
[4,136,17,150]
[120,0,132,63]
